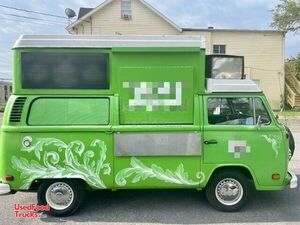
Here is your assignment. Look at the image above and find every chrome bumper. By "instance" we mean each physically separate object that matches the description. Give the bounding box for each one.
[0,182,11,195]
[289,171,298,189]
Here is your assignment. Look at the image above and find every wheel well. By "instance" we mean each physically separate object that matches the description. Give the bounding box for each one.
[210,166,254,182]
[29,178,89,191]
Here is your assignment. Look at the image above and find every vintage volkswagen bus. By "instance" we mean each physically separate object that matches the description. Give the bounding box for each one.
[0,35,297,216]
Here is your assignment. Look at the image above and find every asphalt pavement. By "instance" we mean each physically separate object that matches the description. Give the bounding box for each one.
[1,182,300,225]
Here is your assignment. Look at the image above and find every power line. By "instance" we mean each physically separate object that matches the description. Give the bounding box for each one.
[0,71,12,74]
[2,12,44,21]
[0,17,66,27]
[1,13,66,25]
[0,4,67,19]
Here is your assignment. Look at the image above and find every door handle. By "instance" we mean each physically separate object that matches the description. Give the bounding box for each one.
[204,140,218,145]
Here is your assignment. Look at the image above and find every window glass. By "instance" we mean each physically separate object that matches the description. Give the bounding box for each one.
[220,45,226,54]
[254,98,271,125]
[211,57,243,79]
[121,0,132,19]
[207,98,230,118]
[28,98,109,125]
[208,97,254,125]
[213,45,226,54]
[21,52,109,89]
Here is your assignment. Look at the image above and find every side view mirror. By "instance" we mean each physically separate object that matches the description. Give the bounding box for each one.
[275,114,279,120]
[256,115,262,130]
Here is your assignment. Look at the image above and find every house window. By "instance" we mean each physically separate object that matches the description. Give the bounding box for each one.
[121,0,132,20]
[213,45,226,54]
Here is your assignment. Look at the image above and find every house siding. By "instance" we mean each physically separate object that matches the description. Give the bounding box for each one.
[70,0,285,109]
[181,30,285,108]
[75,0,179,35]
[211,31,285,108]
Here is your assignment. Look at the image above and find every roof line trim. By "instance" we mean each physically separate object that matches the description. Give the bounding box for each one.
[182,28,286,33]
[138,0,182,32]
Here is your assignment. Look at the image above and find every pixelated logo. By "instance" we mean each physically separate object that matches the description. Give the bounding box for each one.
[228,140,251,158]
[14,203,50,218]
[123,81,182,112]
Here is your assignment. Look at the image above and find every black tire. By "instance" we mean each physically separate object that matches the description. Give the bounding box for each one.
[205,170,250,212]
[37,179,85,217]
[284,125,295,160]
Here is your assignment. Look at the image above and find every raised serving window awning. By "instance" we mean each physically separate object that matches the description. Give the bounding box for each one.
[13,35,205,49]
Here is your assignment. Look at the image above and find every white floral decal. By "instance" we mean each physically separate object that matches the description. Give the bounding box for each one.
[262,135,281,158]
[12,137,111,189]
[115,157,204,186]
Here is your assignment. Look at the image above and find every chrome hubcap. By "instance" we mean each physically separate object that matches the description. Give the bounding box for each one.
[45,182,74,210]
[215,178,243,206]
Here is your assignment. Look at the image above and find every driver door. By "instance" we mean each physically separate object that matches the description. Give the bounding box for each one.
[203,95,287,187]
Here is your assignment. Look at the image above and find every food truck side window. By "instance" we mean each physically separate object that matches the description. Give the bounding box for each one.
[207,97,271,125]
[21,52,109,89]
[27,98,110,126]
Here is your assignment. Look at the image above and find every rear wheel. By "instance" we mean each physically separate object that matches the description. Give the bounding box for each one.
[37,180,85,217]
[205,170,250,212]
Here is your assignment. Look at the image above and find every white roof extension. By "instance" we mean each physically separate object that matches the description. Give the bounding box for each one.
[66,0,182,32]
[206,79,262,93]
[13,35,205,49]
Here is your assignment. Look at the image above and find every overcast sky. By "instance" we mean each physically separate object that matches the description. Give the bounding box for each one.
[0,0,299,79]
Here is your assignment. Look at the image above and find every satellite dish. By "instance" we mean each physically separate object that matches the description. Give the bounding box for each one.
[65,8,76,18]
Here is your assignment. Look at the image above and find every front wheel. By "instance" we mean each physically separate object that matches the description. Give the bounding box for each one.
[205,170,250,212]
[285,125,295,160]
[37,179,85,217]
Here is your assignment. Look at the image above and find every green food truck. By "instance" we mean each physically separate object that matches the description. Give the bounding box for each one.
[0,35,297,216]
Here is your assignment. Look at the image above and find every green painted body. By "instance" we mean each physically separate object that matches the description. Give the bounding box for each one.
[0,47,291,192]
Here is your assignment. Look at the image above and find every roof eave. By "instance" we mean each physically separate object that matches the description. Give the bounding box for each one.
[182,28,286,33]
[138,0,182,32]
